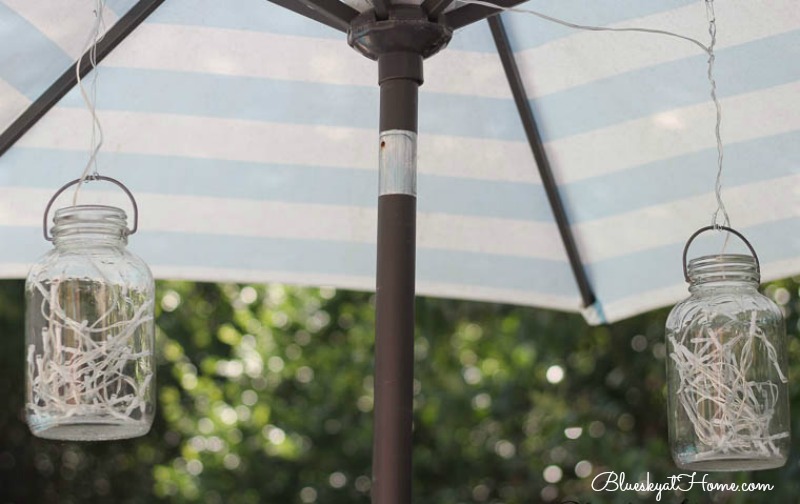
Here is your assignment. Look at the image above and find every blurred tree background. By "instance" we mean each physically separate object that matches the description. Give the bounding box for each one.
[0,278,798,503]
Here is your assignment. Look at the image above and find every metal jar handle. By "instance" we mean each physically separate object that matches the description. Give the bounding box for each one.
[43,175,139,241]
[682,225,760,282]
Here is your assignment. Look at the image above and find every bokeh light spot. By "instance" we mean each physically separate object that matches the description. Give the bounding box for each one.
[299,487,317,503]
[543,465,563,484]
[161,290,181,312]
[186,460,203,476]
[546,365,564,384]
[329,472,347,488]
[575,460,593,478]
[239,286,258,304]
[494,440,516,459]
[631,334,648,352]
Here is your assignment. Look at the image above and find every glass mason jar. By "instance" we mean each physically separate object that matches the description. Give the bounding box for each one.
[25,204,155,440]
[666,252,789,471]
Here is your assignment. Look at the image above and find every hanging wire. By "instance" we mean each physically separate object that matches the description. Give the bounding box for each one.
[704,0,729,230]
[72,0,108,206]
[458,0,711,53]
[458,0,731,229]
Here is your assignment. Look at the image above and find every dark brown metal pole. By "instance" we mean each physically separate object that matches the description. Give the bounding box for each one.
[347,9,451,503]
[373,194,416,503]
[372,52,421,504]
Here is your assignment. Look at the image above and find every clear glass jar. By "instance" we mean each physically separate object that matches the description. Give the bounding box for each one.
[666,254,789,471]
[25,205,155,440]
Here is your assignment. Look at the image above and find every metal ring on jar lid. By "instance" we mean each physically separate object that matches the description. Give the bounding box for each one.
[42,175,139,241]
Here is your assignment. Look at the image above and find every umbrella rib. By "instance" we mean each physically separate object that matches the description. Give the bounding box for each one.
[0,0,166,160]
[267,0,359,32]
[421,0,457,19]
[372,0,391,20]
[488,15,597,309]
[446,0,527,29]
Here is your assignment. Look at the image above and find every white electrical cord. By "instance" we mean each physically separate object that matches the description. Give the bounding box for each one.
[72,0,108,206]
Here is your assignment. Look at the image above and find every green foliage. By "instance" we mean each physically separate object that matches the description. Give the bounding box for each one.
[0,278,798,503]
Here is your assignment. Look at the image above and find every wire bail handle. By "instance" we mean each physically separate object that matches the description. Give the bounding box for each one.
[682,225,760,283]
[43,175,139,241]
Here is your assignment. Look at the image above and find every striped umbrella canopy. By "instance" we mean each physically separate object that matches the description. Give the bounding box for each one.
[0,0,797,325]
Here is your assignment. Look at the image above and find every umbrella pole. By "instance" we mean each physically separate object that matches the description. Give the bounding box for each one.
[348,9,452,502]
[373,52,421,504]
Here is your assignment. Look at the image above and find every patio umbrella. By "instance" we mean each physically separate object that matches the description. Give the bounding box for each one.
[2,0,798,323]
[0,0,798,501]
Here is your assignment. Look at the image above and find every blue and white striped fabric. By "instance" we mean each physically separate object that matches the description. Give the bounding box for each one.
[0,0,798,323]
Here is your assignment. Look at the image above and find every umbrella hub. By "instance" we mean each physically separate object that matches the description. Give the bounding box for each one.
[348,5,453,62]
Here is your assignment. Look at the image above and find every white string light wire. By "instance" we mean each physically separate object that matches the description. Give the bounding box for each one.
[457,0,731,229]
[72,0,108,206]
[27,279,154,422]
[668,310,788,460]
[704,0,729,230]
[27,252,154,426]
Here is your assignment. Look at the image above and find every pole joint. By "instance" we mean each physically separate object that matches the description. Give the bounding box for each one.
[348,5,453,62]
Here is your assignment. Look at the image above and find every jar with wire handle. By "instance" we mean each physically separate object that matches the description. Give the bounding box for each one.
[666,226,789,471]
[25,177,155,441]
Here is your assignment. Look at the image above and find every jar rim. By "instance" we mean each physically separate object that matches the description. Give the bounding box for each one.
[687,253,759,285]
[52,205,129,243]
[687,253,756,267]
[53,204,127,222]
